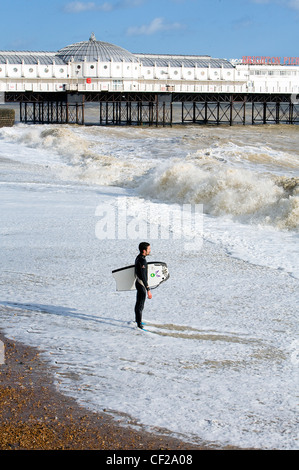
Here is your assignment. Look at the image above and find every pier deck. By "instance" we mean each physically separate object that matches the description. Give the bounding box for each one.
[5,91,299,126]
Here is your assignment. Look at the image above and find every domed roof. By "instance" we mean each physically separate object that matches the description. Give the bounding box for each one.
[56,33,138,63]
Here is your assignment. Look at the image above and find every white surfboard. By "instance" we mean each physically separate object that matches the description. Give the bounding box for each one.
[112,261,169,291]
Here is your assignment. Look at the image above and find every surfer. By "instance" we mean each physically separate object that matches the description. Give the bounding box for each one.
[135,242,152,329]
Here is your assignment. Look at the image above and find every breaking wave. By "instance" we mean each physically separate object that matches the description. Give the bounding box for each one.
[0,125,151,186]
[1,124,298,231]
[138,157,299,232]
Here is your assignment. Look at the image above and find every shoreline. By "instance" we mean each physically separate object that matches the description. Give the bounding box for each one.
[0,330,229,451]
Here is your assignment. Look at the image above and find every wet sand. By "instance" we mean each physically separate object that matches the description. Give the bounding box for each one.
[0,330,220,451]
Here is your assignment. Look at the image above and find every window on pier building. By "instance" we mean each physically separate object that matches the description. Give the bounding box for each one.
[113,80,123,90]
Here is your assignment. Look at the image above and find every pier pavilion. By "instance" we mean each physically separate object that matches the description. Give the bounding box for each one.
[1,34,298,125]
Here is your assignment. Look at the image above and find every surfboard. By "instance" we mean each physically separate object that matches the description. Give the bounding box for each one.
[112,261,169,291]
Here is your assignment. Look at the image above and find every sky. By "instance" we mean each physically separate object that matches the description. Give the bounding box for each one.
[0,0,298,59]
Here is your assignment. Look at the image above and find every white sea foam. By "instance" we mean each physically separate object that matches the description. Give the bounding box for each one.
[138,158,299,231]
[0,123,298,449]
[1,124,299,232]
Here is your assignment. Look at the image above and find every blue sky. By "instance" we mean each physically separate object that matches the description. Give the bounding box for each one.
[0,0,298,59]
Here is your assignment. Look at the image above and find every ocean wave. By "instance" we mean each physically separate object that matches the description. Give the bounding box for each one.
[138,159,299,232]
[0,125,151,186]
[193,142,299,172]
[1,124,298,231]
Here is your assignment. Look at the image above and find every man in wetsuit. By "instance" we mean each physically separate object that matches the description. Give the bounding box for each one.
[135,242,152,329]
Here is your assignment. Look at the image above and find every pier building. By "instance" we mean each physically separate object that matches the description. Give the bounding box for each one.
[0,34,298,125]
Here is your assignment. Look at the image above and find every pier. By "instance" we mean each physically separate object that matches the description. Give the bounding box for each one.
[5,91,299,126]
[1,35,298,127]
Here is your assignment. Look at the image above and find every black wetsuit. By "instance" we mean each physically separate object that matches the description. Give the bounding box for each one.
[134,254,149,327]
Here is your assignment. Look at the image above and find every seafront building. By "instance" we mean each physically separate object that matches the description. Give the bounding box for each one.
[0,34,298,125]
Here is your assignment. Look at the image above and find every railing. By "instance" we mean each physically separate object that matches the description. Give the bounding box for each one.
[15,92,299,126]
[20,101,84,124]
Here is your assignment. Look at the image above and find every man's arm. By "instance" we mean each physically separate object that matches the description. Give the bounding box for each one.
[137,258,152,298]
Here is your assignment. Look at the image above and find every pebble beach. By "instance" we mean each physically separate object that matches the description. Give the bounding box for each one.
[0,330,214,451]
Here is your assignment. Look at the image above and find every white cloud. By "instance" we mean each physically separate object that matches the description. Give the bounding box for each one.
[251,0,271,4]
[232,16,254,30]
[288,0,299,10]
[127,17,184,36]
[64,0,145,13]
[64,2,113,12]
[123,0,145,5]
[251,0,299,10]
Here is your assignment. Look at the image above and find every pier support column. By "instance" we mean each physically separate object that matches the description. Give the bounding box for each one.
[276,101,280,124]
[229,96,233,126]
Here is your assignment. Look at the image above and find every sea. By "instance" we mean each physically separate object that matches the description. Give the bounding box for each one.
[0,108,298,450]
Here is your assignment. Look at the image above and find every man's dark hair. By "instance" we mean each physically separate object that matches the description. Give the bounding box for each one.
[139,242,150,253]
